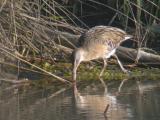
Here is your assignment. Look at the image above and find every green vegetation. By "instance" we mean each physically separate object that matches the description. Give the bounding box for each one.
[36,61,160,81]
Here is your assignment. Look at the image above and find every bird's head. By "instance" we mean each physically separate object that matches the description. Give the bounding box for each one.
[71,48,85,81]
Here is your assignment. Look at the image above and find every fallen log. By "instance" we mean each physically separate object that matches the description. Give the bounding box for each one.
[117,47,160,65]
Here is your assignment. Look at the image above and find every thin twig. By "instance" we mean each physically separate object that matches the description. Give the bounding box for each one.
[0,46,72,84]
[104,104,110,115]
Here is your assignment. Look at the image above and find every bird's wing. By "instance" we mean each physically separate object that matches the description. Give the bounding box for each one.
[77,26,131,48]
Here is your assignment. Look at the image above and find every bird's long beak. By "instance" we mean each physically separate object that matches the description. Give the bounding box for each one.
[73,66,77,82]
[72,59,81,98]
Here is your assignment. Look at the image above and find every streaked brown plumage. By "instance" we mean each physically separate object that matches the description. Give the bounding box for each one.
[71,26,132,83]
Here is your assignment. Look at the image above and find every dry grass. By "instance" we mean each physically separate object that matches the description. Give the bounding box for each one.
[0,0,84,83]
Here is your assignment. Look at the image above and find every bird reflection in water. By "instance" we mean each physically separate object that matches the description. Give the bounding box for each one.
[72,78,131,120]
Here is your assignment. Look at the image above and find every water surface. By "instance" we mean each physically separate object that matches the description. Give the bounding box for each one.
[0,79,160,120]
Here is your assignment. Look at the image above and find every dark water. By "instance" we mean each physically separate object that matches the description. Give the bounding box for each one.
[0,79,160,120]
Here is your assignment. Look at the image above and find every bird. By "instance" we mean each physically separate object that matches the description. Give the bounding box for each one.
[71,26,132,86]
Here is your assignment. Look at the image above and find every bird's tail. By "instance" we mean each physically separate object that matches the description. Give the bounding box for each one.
[124,35,133,40]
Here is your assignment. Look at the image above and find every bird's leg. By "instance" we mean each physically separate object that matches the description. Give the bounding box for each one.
[99,59,107,78]
[113,54,129,74]
[118,78,128,93]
